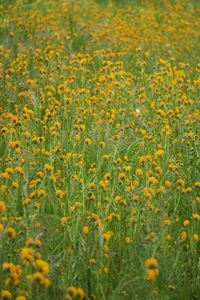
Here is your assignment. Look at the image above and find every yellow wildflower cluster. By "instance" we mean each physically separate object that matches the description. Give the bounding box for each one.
[0,0,199,299]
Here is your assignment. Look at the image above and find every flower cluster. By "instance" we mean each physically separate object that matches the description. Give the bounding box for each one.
[0,0,199,299]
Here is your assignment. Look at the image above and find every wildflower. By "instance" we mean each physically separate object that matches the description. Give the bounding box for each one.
[101,267,109,274]
[75,134,81,143]
[165,180,171,187]
[25,238,34,246]
[88,182,96,190]
[136,169,143,176]
[164,218,171,225]
[196,197,200,204]
[102,231,113,242]
[35,259,49,276]
[82,226,89,235]
[21,248,34,262]
[44,164,54,172]
[183,220,190,227]
[154,150,164,159]
[33,272,45,284]
[1,290,12,299]
[12,181,19,189]
[99,141,106,148]
[103,154,110,161]
[145,258,159,269]
[89,258,96,265]
[180,231,187,241]
[56,189,65,199]
[165,234,172,241]
[114,195,120,204]
[85,138,92,145]
[146,269,159,281]
[177,179,185,187]
[149,176,158,185]
[76,288,85,299]
[61,216,70,225]
[66,287,77,297]
[193,234,199,241]
[6,227,17,238]
[192,213,200,221]
[8,140,20,149]
[37,189,46,197]
[0,201,6,212]
[123,166,132,172]
[125,236,132,244]
[36,240,42,248]
[1,127,8,136]
[145,258,159,281]
[194,182,200,188]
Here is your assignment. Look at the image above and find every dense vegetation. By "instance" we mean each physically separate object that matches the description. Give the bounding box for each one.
[0,0,200,299]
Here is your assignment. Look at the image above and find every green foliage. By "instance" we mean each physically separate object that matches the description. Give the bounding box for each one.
[0,0,199,299]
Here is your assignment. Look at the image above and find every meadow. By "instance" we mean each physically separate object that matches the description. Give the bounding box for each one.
[0,0,200,299]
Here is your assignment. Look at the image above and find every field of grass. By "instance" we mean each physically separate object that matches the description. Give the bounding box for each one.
[0,0,200,299]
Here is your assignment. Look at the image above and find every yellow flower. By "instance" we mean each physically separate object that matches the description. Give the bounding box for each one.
[76,288,85,299]
[114,195,120,204]
[99,141,106,148]
[89,258,96,265]
[123,166,132,172]
[12,181,19,189]
[21,248,34,262]
[36,240,42,248]
[148,176,158,185]
[154,149,164,159]
[6,227,17,238]
[37,189,46,197]
[145,258,159,269]
[43,278,51,288]
[165,234,172,241]
[35,259,49,276]
[75,134,81,143]
[82,226,89,235]
[8,140,20,149]
[1,290,12,299]
[183,220,190,227]
[125,236,132,244]
[102,267,109,274]
[66,286,77,297]
[164,218,171,225]
[192,213,200,221]
[44,164,54,172]
[0,201,6,212]
[61,216,70,225]
[25,238,34,246]
[146,269,159,281]
[102,231,113,242]
[33,272,45,284]
[88,182,96,190]
[85,138,92,145]
[193,233,199,241]
[135,169,143,176]
[165,180,171,187]
[103,154,110,161]
[56,189,65,199]
[177,179,185,187]
[180,231,187,241]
